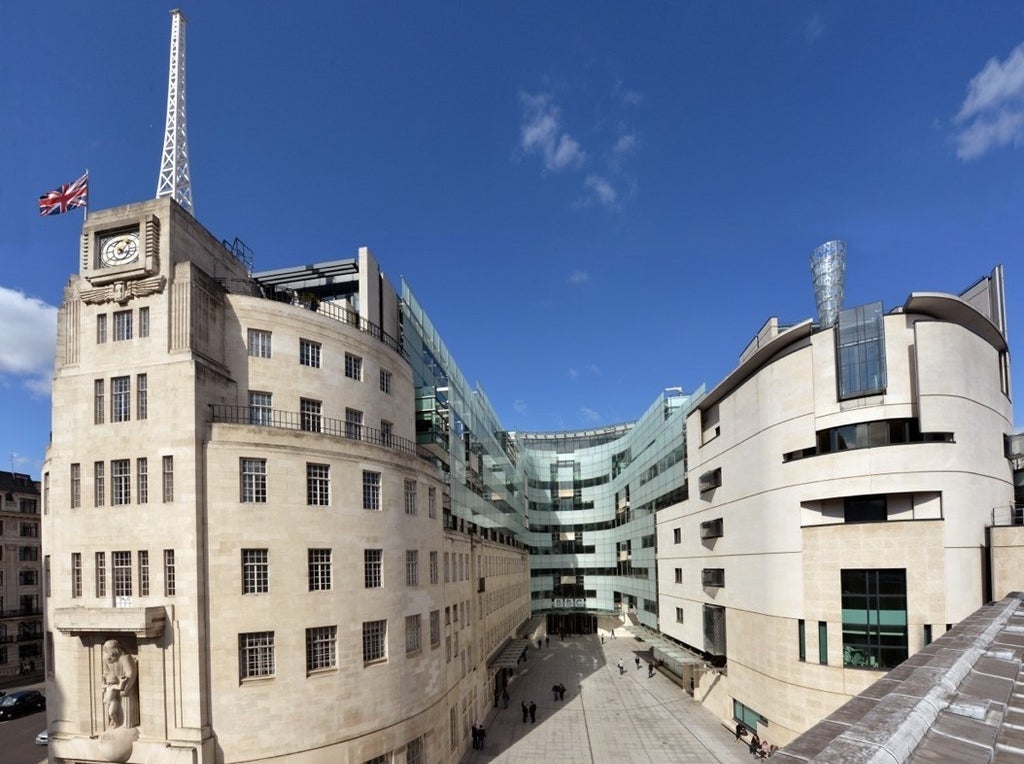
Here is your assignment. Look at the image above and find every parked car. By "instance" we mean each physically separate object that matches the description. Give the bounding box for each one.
[0,690,46,720]
[35,729,48,745]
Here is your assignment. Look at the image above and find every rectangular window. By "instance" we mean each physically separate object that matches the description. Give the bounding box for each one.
[923,624,932,646]
[406,550,419,587]
[249,391,273,426]
[841,568,908,669]
[240,458,267,503]
[94,379,105,424]
[444,553,450,583]
[306,463,330,506]
[136,458,148,504]
[163,549,176,595]
[700,518,724,539]
[673,528,681,544]
[306,625,337,671]
[247,329,272,358]
[733,699,767,735]
[798,619,806,662]
[379,368,392,394]
[111,459,131,505]
[242,549,269,594]
[429,551,438,585]
[363,471,381,510]
[162,455,174,502]
[699,467,722,493]
[381,419,393,447]
[111,376,131,422]
[239,631,275,678]
[428,486,436,519]
[836,301,887,400]
[818,621,828,665]
[97,314,107,344]
[404,479,417,515]
[113,310,133,341]
[113,551,132,599]
[139,306,150,338]
[345,352,363,380]
[405,614,422,654]
[844,495,887,524]
[94,461,105,507]
[430,610,440,646]
[300,398,322,433]
[136,374,147,420]
[70,463,81,508]
[138,550,149,596]
[71,552,82,598]
[674,568,683,584]
[407,737,423,764]
[365,549,383,588]
[345,407,363,440]
[95,552,106,597]
[308,548,331,591]
[299,339,322,368]
[701,568,724,588]
[675,607,684,623]
[362,619,387,663]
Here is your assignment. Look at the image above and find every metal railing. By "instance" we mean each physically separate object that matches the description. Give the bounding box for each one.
[216,279,405,357]
[992,504,1024,527]
[210,405,419,457]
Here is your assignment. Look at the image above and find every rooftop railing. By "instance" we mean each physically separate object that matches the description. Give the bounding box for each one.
[216,278,405,358]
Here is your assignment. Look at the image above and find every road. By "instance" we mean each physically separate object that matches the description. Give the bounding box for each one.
[0,680,48,764]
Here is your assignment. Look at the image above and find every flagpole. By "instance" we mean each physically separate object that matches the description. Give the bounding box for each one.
[83,169,89,222]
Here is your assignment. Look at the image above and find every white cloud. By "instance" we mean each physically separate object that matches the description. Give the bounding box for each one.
[805,15,824,43]
[584,175,618,208]
[613,134,637,155]
[567,368,579,380]
[513,399,528,416]
[568,269,590,285]
[519,93,586,172]
[0,287,57,396]
[953,42,1024,160]
[580,407,602,422]
[586,364,601,376]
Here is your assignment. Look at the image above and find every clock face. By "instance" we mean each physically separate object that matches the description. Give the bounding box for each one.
[99,232,140,267]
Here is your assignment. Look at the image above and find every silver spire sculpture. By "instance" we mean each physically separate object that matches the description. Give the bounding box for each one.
[156,9,194,215]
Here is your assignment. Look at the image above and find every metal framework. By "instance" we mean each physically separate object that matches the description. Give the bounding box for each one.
[156,9,194,215]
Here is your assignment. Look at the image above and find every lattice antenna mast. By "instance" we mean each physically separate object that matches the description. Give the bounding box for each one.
[156,9,194,215]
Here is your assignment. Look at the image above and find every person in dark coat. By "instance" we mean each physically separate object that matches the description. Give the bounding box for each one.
[529,701,537,722]
[522,700,529,722]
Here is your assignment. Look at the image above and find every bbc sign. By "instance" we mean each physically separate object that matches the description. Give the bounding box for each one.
[552,598,586,609]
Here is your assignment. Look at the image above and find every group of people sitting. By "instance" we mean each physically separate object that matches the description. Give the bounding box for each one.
[736,723,778,758]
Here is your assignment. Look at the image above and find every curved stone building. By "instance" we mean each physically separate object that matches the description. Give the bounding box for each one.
[656,269,1015,744]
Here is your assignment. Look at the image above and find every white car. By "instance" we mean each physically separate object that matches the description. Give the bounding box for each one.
[35,729,48,745]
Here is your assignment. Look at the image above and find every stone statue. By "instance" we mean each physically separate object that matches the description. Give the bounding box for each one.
[102,639,139,729]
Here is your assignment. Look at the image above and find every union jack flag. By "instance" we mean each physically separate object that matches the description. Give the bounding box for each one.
[39,171,88,216]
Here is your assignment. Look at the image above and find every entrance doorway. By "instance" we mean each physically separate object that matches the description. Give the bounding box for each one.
[546,612,597,636]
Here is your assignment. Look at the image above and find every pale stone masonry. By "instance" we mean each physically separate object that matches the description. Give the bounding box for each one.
[42,197,530,763]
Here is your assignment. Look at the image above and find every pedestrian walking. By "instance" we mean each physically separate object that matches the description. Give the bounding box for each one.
[618,659,625,674]
[558,683,566,701]
[502,688,510,709]
[538,639,543,649]
[552,683,560,701]
[471,722,480,749]
[529,701,537,723]
[522,700,529,722]
[648,662,655,677]
[635,656,641,670]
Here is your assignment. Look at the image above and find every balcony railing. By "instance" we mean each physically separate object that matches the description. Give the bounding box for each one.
[217,278,405,358]
[0,608,43,619]
[210,405,419,457]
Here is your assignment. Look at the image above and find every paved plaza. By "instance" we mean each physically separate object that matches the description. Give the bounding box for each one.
[461,630,752,764]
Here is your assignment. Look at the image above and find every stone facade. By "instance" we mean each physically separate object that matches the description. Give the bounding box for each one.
[42,198,529,763]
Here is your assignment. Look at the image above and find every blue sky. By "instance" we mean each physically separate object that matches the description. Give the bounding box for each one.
[2,2,1023,477]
